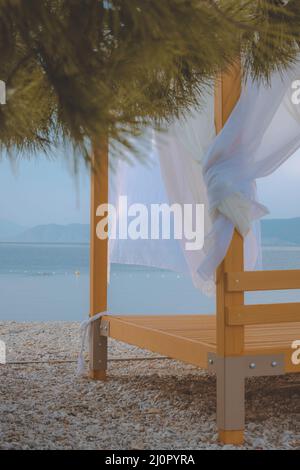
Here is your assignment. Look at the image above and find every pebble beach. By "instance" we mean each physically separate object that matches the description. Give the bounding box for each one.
[0,321,299,450]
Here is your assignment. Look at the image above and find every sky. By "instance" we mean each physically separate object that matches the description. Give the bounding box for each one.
[0,147,300,228]
[0,152,90,227]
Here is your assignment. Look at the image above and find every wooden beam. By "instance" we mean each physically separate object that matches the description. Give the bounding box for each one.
[214,65,241,133]
[215,63,244,445]
[227,302,300,325]
[89,141,109,380]
[215,63,244,357]
[226,269,300,292]
[104,316,212,369]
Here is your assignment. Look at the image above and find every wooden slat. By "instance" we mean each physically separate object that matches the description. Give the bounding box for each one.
[103,315,213,369]
[227,303,300,325]
[226,270,300,292]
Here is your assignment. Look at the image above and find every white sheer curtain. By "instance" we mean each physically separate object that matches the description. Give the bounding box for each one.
[198,63,300,287]
[109,91,215,281]
[110,63,300,295]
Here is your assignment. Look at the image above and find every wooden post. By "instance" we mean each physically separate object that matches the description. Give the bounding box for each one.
[214,63,245,444]
[89,141,109,380]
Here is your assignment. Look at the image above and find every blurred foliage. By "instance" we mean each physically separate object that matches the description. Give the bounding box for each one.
[0,0,299,165]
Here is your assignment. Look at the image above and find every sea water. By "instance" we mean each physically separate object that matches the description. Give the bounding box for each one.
[0,242,300,321]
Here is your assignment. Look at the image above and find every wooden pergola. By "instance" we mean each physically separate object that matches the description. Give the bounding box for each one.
[88,64,300,445]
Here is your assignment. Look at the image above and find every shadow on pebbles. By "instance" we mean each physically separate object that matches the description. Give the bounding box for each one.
[0,321,299,450]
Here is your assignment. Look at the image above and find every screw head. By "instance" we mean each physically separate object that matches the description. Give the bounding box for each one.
[249,362,256,369]
[271,361,277,368]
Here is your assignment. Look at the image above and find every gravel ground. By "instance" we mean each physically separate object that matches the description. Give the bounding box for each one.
[0,321,299,450]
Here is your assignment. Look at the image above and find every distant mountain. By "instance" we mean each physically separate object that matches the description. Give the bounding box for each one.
[0,220,89,243]
[0,218,300,245]
[0,220,25,241]
[6,223,90,244]
[261,218,300,246]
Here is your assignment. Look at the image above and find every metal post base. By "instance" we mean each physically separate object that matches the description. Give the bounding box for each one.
[208,352,284,442]
[89,317,108,381]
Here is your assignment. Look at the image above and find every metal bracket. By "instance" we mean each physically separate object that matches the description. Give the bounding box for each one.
[99,319,110,337]
[208,352,285,377]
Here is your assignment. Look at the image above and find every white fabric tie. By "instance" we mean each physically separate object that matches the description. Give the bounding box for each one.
[216,192,269,237]
[77,311,108,377]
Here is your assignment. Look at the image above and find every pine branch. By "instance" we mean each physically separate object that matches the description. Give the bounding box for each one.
[0,0,299,165]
